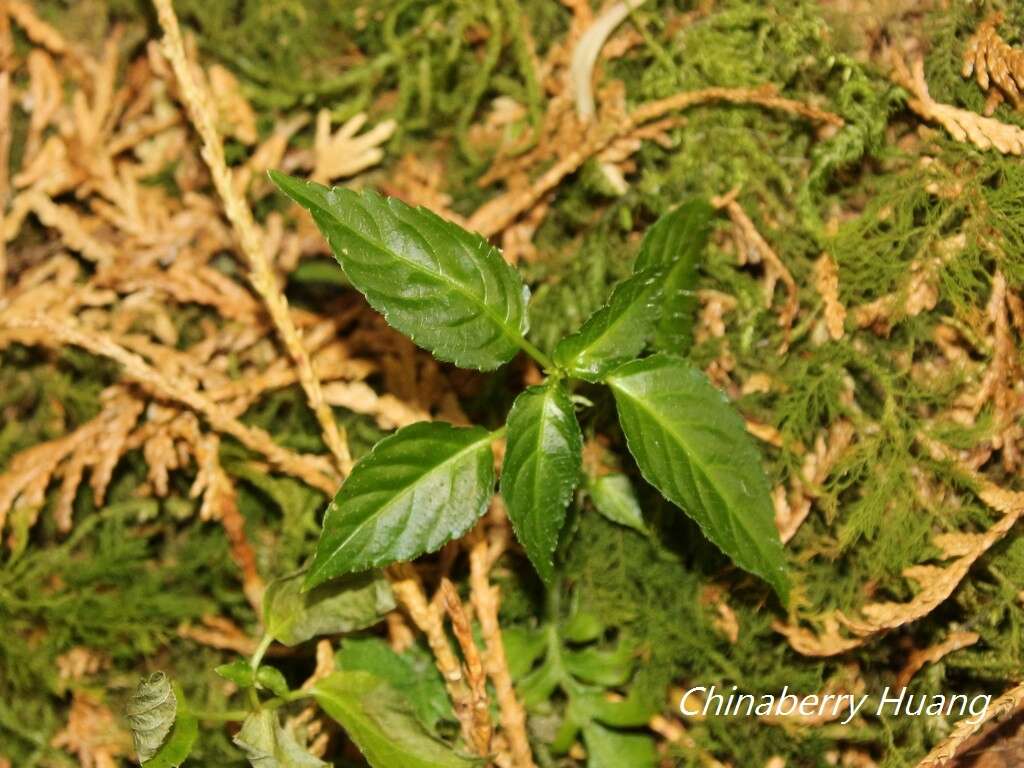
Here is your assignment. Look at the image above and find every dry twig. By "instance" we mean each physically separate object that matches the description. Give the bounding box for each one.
[440,578,492,755]
[469,86,841,238]
[893,49,1024,155]
[917,680,1024,767]
[713,189,799,351]
[814,253,846,341]
[896,631,980,689]
[3,314,338,494]
[389,564,485,756]
[152,0,351,476]
[469,512,536,768]
[962,13,1024,115]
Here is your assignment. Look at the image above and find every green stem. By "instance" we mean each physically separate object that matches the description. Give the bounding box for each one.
[262,690,316,710]
[516,336,556,372]
[249,633,273,673]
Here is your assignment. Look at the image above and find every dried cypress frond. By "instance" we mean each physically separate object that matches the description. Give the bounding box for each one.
[893,50,1024,154]
[962,12,1024,115]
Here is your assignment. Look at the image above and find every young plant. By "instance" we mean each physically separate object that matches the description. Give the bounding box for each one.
[269,171,790,603]
[127,178,791,768]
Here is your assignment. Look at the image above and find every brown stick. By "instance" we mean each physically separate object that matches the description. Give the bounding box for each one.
[469,524,536,768]
[0,69,9,297]
[152,0,352,476]
[440,578,493,755]
[468,86,841,237]
[389,564,480,755]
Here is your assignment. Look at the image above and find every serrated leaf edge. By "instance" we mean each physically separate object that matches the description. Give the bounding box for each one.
[307,424,496,588]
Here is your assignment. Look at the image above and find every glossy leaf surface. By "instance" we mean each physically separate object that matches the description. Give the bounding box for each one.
[633,200,714,355]
[307,422,495,588]
[587,473,646,533]
[500,380,582,582]
[553,270,662,381]
[607,355,789,601]
[271,172,528,370]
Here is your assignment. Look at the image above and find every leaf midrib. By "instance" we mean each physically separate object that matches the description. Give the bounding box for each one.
[527,387,556,534]
[313,430,492,580]
[564,271,660,369]
[311,199,525,352]
[609,375,772,565]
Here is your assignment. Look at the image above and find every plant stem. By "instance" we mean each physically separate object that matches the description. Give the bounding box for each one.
[516,336,556,372]
[263,690,316,710]
[249,632,273,673]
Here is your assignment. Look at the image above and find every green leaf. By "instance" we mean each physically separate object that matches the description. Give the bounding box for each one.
[581,689,656,728]
[336,637,453,736]
[215,659,255,688]
[270,172,529,371]
[563,644,634,687]
[307,422,496,588]
[607,355,789,602]
[126,672,176,762]
[502,627,549,680]
[314,671,479,768]
[256,666,291,698]
[560,611,604,644]
[264,569,394,645]
[552,270,663,382]
[140,684,198,768]
[633,200,714,355]
[500,380,582,582]
[587,474,646,533]
[234,710,328,768]
[582,723,657,768]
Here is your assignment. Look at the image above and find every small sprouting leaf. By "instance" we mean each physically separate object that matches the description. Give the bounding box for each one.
[587,473,646,533]
[563,644,634,687]
[126,672,177,762]
[270,172,529,371]
[552,270,662,382]
[502,627,549,680]
[560,611,604,643]
[256,666,291,698]
[582,723,657,768]
[607,355,789,602]
[314,671,478,768]
[234,710,328,768]
[633,200,714,355]
[264,569,394,645]
[500,380,583,583]
[307,422,496,588]
[215,659,255,688]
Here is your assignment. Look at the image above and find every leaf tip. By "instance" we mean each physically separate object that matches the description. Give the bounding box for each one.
[266,168,293,191]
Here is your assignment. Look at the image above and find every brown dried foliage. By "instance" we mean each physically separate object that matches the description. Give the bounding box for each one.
[962,13,1024,115]
[893,49,1024,155]
[917,681,1024,767]
[463,0,840,258]
[777,480,1024,657]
